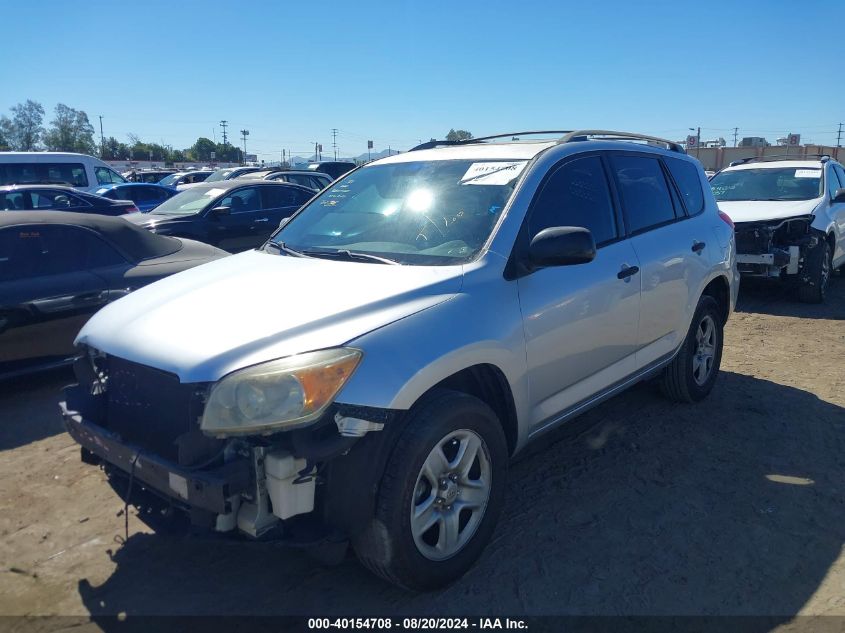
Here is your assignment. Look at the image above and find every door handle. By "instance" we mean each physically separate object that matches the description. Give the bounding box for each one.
[692,241,706,253]
[617,265,639,280]
[254,218,270,223]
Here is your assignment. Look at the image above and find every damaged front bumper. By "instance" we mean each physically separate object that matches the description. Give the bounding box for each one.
[62,401,250,516]
[734,215,818,278]
[60,369,399,542]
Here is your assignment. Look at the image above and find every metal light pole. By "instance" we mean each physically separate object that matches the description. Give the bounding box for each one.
[240,129,249,164]
[98,115,105,158]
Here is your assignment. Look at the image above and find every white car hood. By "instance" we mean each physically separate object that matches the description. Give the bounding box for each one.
[77,250,463,382]
[718,198,820,223]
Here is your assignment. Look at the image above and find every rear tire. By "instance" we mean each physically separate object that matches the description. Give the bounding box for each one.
[353,390,508,591]
[798,239,832,304]
[660,295,723,403]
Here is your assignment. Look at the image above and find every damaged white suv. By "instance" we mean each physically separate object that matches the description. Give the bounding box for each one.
[710,155,845,302]
[63,130,738,590]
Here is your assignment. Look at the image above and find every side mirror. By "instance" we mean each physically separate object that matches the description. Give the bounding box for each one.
[528,226,596,269]
[834,187,845,203]
[277,217,291,229]
[209,205,231,218]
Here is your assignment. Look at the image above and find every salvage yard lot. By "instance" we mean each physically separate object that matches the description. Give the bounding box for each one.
[1,279,843,619]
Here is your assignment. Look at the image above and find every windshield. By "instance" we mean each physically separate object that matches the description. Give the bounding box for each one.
[710,167,823,201]
[151,186,226,215]
[158,173,181,186]
[204,168,236,183]
[271,159,527,265]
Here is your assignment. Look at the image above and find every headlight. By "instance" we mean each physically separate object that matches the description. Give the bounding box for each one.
[200,348,362,436]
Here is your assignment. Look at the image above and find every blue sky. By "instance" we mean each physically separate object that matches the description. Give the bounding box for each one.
[1,0,843,159]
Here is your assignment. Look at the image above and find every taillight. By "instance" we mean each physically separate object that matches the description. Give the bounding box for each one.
[124,204,139,214]
[718,210,734,229]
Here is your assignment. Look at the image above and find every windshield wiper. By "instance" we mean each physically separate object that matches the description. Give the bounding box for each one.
[264,241,310,257]
[300,249,400,265]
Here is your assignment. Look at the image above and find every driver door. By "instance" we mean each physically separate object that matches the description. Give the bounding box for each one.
[207,186,262,252]
[516,154,641,433]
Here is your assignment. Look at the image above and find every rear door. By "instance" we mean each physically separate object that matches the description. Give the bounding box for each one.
[609,153,711,368]
[0,225,109,375]
[517,154,642,432]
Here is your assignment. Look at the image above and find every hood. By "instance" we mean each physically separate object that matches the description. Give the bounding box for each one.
[76,250,463,383]
[718,198,821,223]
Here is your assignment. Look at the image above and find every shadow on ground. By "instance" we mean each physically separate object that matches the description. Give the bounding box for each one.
[77,371,845,625]
[0,367,73,451]
[736,272,844,320]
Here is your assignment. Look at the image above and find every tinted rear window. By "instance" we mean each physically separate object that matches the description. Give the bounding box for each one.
[612,155,677,233]
[665,158,704,215]
[0,163,88,187]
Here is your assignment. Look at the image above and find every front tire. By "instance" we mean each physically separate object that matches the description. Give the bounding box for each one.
[660,295,723,403]
[353,390,508,591]
[798,239,832,304]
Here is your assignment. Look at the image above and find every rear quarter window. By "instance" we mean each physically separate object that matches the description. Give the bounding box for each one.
[665,158,705,215]
[0,162,88,187]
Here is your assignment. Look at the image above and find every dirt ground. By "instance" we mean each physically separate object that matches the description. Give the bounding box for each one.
[0,276,843,625]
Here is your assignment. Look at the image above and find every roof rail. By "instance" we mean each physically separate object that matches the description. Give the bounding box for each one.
[557,130,686,153]
[729,154,830,167]
[409,130,574,152]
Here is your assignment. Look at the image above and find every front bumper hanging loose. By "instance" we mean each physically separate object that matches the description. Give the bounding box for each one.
[60,402,251,515]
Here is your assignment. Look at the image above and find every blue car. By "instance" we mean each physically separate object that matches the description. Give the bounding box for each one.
[93,183,178,212]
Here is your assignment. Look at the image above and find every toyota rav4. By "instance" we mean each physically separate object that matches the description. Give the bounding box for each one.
[62,130,738,590]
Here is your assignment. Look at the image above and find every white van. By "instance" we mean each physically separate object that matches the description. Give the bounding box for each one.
[0,152,127,192]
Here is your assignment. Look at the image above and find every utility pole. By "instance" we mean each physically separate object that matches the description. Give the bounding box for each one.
[331,128,338,160]
[733,127,738,148]
[314,142,318,161]
[837,123,843,148]
[240,129,249,164]
[98,115,105,158]
[696,126,701,158]
[220,120,229,145]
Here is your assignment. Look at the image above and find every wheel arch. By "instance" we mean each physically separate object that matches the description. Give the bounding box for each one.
[701,274,730,325]
[420,364,519,456]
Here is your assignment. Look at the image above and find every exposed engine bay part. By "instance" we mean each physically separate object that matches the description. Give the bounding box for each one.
[733,215,822,278]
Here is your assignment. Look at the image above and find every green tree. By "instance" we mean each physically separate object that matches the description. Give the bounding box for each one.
[43,103,96,154]
[192,137,216,161]
[103,136,129,160]
[215,142,242,163]
[0,117,10,150]
[445,129,473,142]
[4,100,45,150]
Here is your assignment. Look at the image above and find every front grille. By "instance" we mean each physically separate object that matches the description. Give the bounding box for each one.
[104,356,212,463]
[734,223,772,255]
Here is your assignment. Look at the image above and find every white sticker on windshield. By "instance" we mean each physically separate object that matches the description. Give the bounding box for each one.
[795,169,821,178]
[204,188,227,197]
[461,161,527,185]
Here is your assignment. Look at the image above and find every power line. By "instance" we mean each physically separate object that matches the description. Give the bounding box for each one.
[331,128,338,160]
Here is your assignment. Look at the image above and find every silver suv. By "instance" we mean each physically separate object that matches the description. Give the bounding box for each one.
[62,130,738,590]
